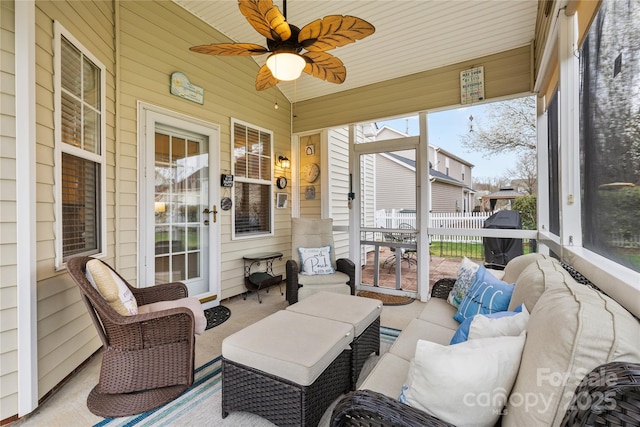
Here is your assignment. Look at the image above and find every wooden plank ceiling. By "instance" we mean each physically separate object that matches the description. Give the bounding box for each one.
[175,0,538,102]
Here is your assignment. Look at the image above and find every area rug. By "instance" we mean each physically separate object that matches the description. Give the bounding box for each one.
[93,326,401,427]
[359,290,415,306]
[204,305,231,330]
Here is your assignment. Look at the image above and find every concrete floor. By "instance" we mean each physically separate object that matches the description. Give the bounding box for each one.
[11,285,435,427]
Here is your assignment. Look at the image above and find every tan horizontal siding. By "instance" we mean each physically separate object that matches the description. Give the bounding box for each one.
[0,0,18,418]
[431,182,463,213]
[32,0,117,407]
[294,45,532,133]
[118,0,292,299]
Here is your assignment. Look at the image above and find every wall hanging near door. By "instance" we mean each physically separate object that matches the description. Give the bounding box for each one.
[305,185,316,200]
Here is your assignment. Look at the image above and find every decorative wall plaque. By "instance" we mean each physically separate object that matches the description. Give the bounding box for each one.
[460,66,485,105]
[170,72,204,104]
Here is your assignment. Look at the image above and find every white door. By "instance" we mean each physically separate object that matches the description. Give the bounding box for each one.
[140,105,220,305]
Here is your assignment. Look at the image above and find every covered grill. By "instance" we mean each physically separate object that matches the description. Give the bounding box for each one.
[483,210,523,270]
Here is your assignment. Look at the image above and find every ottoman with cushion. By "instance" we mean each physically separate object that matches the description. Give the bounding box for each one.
[221,310,353,427]
[286,291,382,389]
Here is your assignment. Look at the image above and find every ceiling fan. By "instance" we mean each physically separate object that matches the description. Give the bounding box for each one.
[190,0,375,91]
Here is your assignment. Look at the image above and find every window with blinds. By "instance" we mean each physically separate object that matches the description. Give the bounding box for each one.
[232,119,273,237]
[56,26,105,263]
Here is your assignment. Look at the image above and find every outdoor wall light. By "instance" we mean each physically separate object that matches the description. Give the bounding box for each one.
[277,155,290,169]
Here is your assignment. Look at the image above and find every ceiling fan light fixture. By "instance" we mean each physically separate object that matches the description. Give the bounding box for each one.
[266,52,306,81]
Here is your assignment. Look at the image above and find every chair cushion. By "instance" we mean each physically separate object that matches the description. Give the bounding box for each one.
[137,296,206,335]
[453,265,514,322]
[297,282,351,302]
[400,334,526,427]
[297,270,350,286]
[222,310,353,386]
[503,262,640,426]
[298,246,335,275]
[85,259,138,316]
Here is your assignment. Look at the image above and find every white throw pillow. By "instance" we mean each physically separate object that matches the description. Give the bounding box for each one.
[399,334,526,427]
[468,305,529,340]
[298,246,335,275]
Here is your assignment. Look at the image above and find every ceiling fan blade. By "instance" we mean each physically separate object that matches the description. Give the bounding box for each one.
[299,15,375,52]
[239,0,292,42]
[255,64,279,91]
[190,43,268,56]
[302,51,346,84]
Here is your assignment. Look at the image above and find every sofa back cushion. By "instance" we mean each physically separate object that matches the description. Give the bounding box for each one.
[503,262,640,426]
[502,252,548,284]
[507,258,559,312]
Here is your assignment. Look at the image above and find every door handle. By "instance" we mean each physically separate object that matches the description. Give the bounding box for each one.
[202,206,218,223]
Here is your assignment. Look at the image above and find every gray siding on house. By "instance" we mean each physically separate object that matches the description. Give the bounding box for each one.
[0,0,18,419]
[431,182,464,213]
[376,154,416,211]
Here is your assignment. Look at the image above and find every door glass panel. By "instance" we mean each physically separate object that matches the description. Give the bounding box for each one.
[360,149,417,293]
[154,130,208,292]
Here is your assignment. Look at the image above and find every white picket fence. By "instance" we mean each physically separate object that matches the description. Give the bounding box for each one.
[374,210,492,243]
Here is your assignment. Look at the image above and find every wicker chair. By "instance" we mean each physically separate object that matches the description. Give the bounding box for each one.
[331,277,640,427]
[67,256,196,417]
[286,218,356,304]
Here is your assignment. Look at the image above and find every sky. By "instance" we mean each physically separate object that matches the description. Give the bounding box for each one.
[376,104,519,180]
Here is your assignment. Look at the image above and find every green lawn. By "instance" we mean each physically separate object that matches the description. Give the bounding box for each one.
[431,239,534,261]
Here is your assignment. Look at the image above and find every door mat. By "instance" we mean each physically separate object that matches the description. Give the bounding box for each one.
[204,305,231,330]
[358,291,415,306]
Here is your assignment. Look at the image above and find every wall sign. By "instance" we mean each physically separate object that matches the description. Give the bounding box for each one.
[221,174,234,187]
[170,72,204,104]
[460,66,484,105]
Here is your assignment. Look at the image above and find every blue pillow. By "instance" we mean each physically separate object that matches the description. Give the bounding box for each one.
[450,304,523,345]
[453,265,514,323]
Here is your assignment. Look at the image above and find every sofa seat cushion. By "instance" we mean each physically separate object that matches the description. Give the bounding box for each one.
[222,310,353,386]
[287,291,382,336]
[417,298,460,330]
[390,319,456,360]
[503,262,640,426]
[359,352,410,398]
[138,296,206,335]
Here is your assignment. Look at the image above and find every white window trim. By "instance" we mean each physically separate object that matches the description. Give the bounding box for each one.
[53,21,107,269]
[230,118,275,240]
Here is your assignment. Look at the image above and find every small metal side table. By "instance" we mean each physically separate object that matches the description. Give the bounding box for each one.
[242,252,283,303]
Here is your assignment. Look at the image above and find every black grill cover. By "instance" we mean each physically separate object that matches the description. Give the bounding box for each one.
[483,210,523,270]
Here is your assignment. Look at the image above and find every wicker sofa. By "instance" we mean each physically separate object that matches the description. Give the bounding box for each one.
[331,254,640,426]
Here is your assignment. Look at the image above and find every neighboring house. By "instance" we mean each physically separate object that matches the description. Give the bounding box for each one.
[373,126,475,213]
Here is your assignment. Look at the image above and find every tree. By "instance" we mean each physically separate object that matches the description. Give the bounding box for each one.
[461,97,536,156]
[512,194,537,230]
[504,155,537,194]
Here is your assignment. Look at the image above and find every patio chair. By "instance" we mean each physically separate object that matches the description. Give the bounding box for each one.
[66,256,199,417]
[286,218,356,304]
[381,223,417,272]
